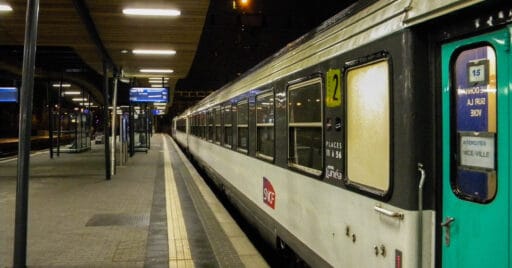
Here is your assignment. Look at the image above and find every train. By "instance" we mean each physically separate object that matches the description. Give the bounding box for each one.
[172,0,512,267]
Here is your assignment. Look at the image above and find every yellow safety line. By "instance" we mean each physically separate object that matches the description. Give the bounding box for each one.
[163,136,195,268]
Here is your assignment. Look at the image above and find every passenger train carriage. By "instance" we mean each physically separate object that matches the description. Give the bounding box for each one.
[173,0,512,267]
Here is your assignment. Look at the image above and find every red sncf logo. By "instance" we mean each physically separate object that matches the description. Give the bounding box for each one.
[263,177,276,209]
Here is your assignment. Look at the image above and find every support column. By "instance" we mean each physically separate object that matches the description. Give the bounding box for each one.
[103,62,111,180]
[110,76,118,175]
[13,0,39,266]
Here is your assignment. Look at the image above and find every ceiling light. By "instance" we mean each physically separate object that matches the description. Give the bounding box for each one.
[0,4,12,12]
[151,84,167,88]
[52,83,71,88]
[133,49,176,55]
[140,69,174,73]
[63,91,81,95]
[122,8,181,17]
[120,49,129,54]
[72,98,88,102]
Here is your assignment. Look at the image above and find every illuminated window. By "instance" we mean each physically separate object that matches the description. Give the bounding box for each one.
[288,77,323,176]
[256,91,274,161]
[346,59,390,193]
[237,100,249,153]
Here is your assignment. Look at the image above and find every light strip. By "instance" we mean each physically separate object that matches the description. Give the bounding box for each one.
[72,98,88,102]
[0,4,12,11]
[63,91,81,95]
[148,77,170,81]
[123,8,181,17]
[133,49,176,55]
[52,83,71,88]
[140,69,174,73]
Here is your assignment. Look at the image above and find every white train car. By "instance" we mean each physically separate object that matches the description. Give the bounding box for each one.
[173,0,512,267]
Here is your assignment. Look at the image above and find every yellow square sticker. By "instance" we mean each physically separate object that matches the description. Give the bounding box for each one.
[326,68,341,108]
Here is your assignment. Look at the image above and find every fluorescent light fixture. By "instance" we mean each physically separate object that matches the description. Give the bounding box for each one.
[151,84,166,87]
[123,8,180,17]
[154,102,166,106]
[80,102,93,106]
[148,77,169,80]
[52,83,71,88]
[0,4,12,11]
[72,98,88,102]
[140,69,174,73]
[63,91,81,95]
[133,49,176,55]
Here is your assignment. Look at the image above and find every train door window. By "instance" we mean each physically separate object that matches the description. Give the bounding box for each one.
[214,106,221,144]
[237,99,249,153]
[223,103,233,148]
[256,90,275,161]
[346,59,390,194]
[451,45,497,203]
[288,77,323,176]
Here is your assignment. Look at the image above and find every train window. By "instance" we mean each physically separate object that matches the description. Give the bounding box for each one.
[214,106,221,144]
[346,59,390,193]
[256,91,274,161]
[288,77,323,176]
[208,109,214,142]
[237,100,249,153]
[451,45,497,203]
[201,111,206,139]
[223,104,233,148]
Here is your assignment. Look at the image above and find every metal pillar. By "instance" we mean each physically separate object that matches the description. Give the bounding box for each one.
[56,79,62,156]
[103,62,111,180]
[13,0,39,266]
[129,102,134,156]
[46,82,53,159]
[110,76,118,175]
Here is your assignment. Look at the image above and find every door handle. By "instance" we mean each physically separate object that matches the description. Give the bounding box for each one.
[441,217,455,246]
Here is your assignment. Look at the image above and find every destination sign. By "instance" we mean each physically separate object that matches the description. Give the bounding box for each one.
[129,87,168,103]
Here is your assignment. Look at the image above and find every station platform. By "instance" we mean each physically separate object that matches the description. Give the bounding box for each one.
[0,134,268,267]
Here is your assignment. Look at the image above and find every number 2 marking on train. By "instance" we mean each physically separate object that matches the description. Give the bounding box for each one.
[326,68,341,108]
[332,74,339,101]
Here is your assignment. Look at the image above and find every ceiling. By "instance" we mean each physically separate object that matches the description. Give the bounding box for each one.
[0,0,357,114]
[0,0,209,103]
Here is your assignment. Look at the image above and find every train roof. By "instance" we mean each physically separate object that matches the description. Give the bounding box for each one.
[181,0,485,116]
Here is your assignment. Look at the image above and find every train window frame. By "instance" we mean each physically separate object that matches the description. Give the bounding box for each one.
[287,76,324,177]
[214,106,222,144]
[449,43,498,204]
[256,89,275,162]
[207,109,214,142]
[344,55,393,198]
[237,99,249,154]
[222,102,233,148]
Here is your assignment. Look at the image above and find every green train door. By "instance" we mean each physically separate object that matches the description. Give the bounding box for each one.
[441,27,510,267]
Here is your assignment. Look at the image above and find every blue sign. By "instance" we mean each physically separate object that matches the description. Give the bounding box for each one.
[454,47,496,132]
[152,109,165,115]
[0,87,17,103]
[129,87,168,103]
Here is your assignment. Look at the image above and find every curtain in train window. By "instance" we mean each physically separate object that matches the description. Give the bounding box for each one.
[346,60,390,193]
[288,77,323,176]
[452,45,497,203]
[256,91,274,160]
[214,106,221,143]
[237,100,249,153]
[223,104,233,148]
